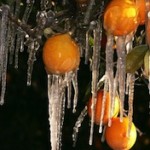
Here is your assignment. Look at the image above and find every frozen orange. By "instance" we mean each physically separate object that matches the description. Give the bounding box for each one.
[105,117,137,150]
[104,0,139,36]
[43,33,80,74]
[136,0,146,25]
[87,90,120,125]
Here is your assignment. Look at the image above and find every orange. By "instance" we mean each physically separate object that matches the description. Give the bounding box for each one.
[135,0,146,25]
[103,0,140,36]
[87,90,120,125]
[43,33,80,74]
[105,117,137,150]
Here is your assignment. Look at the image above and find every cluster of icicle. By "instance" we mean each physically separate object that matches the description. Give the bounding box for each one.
[0,0,57,103]
[72,0,137,147]
[47,70,79,150]
[73,26,136,147]
[73,1,150,148]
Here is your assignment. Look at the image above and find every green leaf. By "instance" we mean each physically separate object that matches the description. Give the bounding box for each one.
[89,36,94,47]
[144,50,150,78]
[126,45,149,73]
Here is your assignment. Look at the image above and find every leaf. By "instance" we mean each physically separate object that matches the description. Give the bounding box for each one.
[144,50,150,78]
[126,45,149,73]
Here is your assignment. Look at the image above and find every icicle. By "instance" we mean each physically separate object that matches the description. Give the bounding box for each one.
[89,21,101,145]
[116,36,126,122]
[72,106,88,147]
[8,6,16,65]
[9,0,21,65]
[97,74,106,90]
[23,0,35,23]
[56,76,67,150]
[85,21,97,64]
[15,0,35,55]
[125,37,133,95]
[105,34,114,126]
[48,74,60,150]
[127,74,135,137]
[148,54,150,94]
[84,0,95,24]
[27,40,39,86]
[0,5,9,105]
[48,73,73,150]
[66,80,72,109]
[18,0,35,52]
[72,70,79,113]
[85,30,90,64]
[64,72,73,109]
[101,126,106,142]
[99,77,109,133]
[57,87,66,150]
[15,29,22,69]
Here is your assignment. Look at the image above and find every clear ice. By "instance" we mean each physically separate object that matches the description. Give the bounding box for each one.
[89,21,101,145]
[116,36,126,122]
[0,5,9,105]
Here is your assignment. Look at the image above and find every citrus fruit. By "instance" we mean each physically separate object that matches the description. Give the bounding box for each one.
[103,0,139,36]
[136,0,146,25]
[87,90,120,125]
[43,33,80,74]
[105,117,137,150]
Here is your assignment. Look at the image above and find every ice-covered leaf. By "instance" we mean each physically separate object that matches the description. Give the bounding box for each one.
[126,45,148,73]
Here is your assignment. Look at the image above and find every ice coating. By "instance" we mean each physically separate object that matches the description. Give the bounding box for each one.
[0,5,9,105]
[47,70,79,150]
[116,36,126,122]
[127,74,135,136]
[105,34,114,126]
[89,21,101,145]
[72,106,87,147]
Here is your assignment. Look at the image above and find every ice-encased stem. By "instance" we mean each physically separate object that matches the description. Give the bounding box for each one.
[64,72,74,109]
[84,0,95,24]
[15,0,35,58]
[9,0,21,65]
[66,81,72,109]
[125,38,133,95]
[105,34,114,126]
[127,74,135,137]
[99,77,109,133]
[85,30,90,64]
[72,106,87,147]
[23,0,35,23]
[72,70,79,113]
[116,36,126,122]
[27,40,39,86]
[89,22,101,145]
[0,5,9,105]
